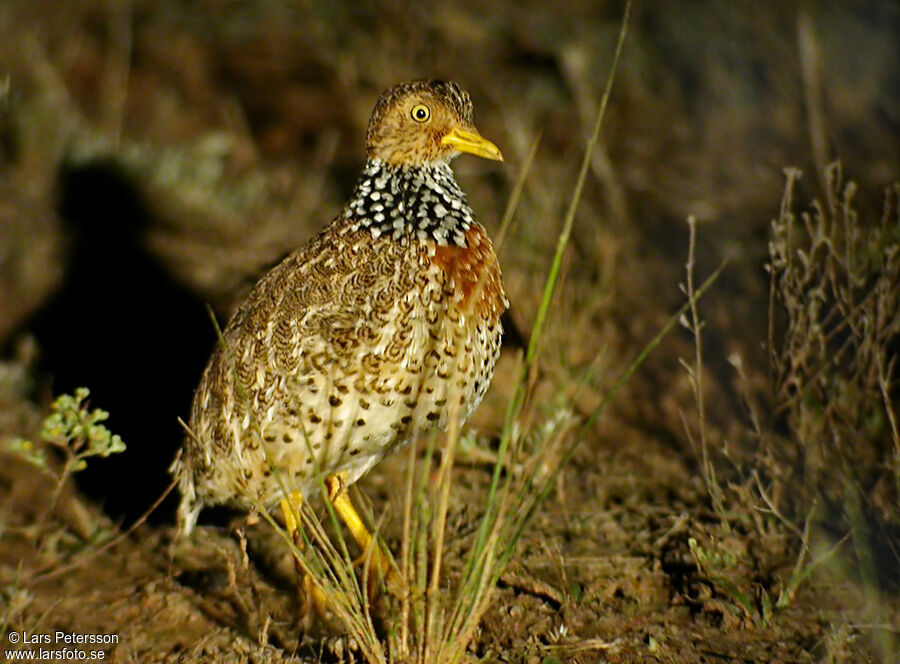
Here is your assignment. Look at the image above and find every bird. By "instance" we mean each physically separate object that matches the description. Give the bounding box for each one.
[170,79,507,590]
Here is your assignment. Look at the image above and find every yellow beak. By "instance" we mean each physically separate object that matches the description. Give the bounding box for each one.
[440,127,504,162]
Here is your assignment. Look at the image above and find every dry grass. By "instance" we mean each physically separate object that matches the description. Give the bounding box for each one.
[676,162,900,657]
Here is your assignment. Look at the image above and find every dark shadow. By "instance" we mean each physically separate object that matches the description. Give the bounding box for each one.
[25,159,217,525]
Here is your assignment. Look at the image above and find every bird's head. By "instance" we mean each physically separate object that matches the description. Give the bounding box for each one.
[365,80,503,167]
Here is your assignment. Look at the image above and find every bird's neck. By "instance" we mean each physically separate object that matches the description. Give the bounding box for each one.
[342,159,475,247]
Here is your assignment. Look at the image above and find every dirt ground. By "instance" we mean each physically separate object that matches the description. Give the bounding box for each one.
[1,1,899,662]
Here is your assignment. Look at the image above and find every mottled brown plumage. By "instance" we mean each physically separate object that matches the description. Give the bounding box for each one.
[171,80,506,537]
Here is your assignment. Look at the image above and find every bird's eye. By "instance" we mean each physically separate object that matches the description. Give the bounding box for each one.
[410,104,431,123]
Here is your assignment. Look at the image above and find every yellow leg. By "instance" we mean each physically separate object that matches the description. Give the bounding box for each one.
[279,492,328,618]
[325,472,397,590]
[279,491,302,537]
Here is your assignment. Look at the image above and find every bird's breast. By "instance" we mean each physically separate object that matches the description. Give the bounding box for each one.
[428,224,507,327]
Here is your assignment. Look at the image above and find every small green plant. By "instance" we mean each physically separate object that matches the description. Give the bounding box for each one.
[0,386,128,627]
[687,535,761,626]
[10,387,125,472]
[7,387,126,507]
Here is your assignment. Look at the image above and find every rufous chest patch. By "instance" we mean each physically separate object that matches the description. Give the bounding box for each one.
[430,225,507,324]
